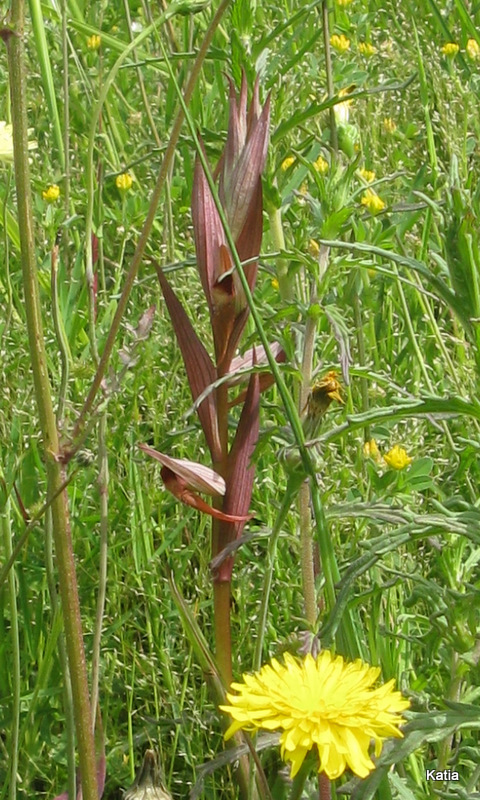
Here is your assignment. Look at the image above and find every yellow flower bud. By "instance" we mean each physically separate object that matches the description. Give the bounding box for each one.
[466,38,480,60]
[281,156,295,171]
[87,34,102,50]
[116,172,133,192]
[441,42,459,56]
[42,184,60,203]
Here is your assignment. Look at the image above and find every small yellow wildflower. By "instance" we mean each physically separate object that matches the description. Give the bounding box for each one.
[281,156,295,171]
[313,155,329,174]
[361,188,385,215]
[87,34,102,50]
[358,167,376,183]
[384,444,413,471]
[0,121,37,164]
[220,650,410,780]
[330,34,351,53]
[271,278,279,290]
[336,0,353,5]
[441,42,459,57]
[466,38,480,60]
[363,438,381,462]
[42,184,60,203]
[308,239,320,258]
[116,172,133,192]
[358,42,377,57]
[383,117,396,133]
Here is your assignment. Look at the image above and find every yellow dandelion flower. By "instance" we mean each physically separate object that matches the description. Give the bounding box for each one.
[383,444,413,470]
[313,154,329,174]
[383,117,396,133]
[363,438,381,462]
[466,38,480,60]
[361,188,385,214]
[441,42,459,57]
[116,172,133,192]
[308,239,320,258]
[358,167,376,183]
[87,34,102,50]
[42,184,60,203]
[281,156,295,171]
[358,42,377,57]
[330,34,351,53]
[220,651,410,780]
[0,120,37,164]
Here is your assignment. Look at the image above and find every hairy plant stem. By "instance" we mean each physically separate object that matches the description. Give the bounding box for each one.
[4,4,98,798]
[73,0,233,447]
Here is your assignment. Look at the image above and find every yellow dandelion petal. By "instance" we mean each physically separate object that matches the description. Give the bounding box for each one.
[116,172,133,192]
[466,38,480,60]
[220,650,410,781]
[383,444,413,470]
[361,188,386,214]
[281,156,295,171]
[441,42,459,56]
[330,34,351,53]
[87,34,102,50]
[42,184,60,203]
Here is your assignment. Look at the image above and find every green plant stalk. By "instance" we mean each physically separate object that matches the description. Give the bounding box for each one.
[73,0,233,446]
[2,501,20,800]
[4,7,98,800]
[352,283,370,441]
[320,0,337,153]
[268,205,293,301]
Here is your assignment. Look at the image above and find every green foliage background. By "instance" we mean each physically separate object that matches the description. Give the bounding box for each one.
[1,0,480,798]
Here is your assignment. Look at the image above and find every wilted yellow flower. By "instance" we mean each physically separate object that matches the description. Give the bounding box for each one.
[281,156,295,171]
[42,184,60,203]
[361,188,385,214]
[303,371,343,437]
[220,650,410,780]
[87,34,102,50]
[441,42,459,56]
[308,239,320,258]
[358,167,376,183]
[330,34,351,53]
[358,42,377,57]
[383,117,396,133]
[0,120,37,164]
[384,444,413,470]
[116,172,133,192]
[313,155,329,174]
[466,38,480,60]
[364,438,381,462]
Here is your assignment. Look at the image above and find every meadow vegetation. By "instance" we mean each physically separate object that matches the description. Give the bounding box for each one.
[1,0,480,798]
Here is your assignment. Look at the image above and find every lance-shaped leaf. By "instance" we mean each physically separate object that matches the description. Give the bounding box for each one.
[214,362,260,583]
[153,261,221,462]
[139,444,251,523]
